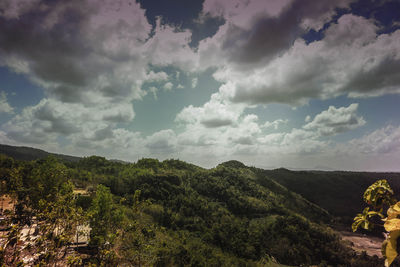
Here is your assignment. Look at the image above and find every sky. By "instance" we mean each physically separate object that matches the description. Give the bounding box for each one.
[0,0,400,171]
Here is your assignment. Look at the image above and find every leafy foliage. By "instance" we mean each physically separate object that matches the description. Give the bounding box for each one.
[353,179,400,266]
[0,154,384,266]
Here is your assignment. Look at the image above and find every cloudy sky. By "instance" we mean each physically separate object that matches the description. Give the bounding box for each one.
[0,0,400,171]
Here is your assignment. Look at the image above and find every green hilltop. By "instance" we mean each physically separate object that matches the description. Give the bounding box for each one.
[0,145,387,266]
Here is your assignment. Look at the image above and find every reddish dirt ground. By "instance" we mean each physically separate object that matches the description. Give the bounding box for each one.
[340,231,383,257]
[0,195,14,212]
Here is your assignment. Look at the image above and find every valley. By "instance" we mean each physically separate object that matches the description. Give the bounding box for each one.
[0,145,392,266]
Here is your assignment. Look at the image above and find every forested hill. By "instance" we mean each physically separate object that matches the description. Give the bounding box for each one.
[0,144,81,162]
[0,153,383,266]
[1,143,398,222]
[251,166,400,222]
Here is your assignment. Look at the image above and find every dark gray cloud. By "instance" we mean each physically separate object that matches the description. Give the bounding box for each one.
[201,118,233,128]
[233,136,253,145]
[92,126,114,141]
[0,1,91,88]
[344,57,400,96]
[215,14,400,106]
[0,0,155,107]
[145,129,177,153]
[221,0,354,65]
[0,0,197,147]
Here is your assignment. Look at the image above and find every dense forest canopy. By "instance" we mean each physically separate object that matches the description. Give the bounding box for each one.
[0,153,385,266]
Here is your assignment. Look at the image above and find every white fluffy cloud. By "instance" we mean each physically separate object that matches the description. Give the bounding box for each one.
[0,91,14,114]
[176,93,245,128]
[198,0,354,69]
[198,5,400,105]
[3,98,134,145]
[263,119,288,130]
[163,82,173,91]
[146,129,177,155]
[0,0,198,147]
[339,125,400,155]
[1,0,400,171]
[303,103,365,136]
[191,77,198,88]
[175,92,261,154]
[174,100,367,166]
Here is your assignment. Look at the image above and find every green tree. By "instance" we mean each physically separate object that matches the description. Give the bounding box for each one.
[118,190,158,266]
[353,179,400,266]
[89,184,124,264]
[33,180,84,265]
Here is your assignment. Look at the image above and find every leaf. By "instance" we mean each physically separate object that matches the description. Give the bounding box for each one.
[352,207,384,232]
[367,210,385,218]
[384,230,400,267]
[364,179,395,207]
[387,202,400,219]
[385,218,400,232]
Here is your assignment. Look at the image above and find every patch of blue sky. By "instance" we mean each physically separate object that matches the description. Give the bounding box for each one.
[308,95,400,143]
[0,67,44,111]
[138,0,224,47]
[302,0,400,44]
[349,0,400,34]
[130,68,221,135]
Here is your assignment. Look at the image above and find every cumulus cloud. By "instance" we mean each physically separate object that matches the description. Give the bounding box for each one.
[1,0,400,171]
[146,71,169,83]
[0,0,199,146]
[338,125,400,155]
[0,0,150,104]
[163,82,173,91]
[198,6,400,106]
[0,91,14,114]
[3,98,134,145]
[175,92,259,149]
[216,0,352,64]
[0,130,15,145]
[66,127,144,159]
[191,77,198,88]
[263,119,288,130]
[149,86,158,100]
[145,129,177,154]
[176,93,245,128]
[176,111,263,162]
[319,125,400,171]
[303,103,365,136]
[145,18,198,70]
[199,0,354,69]
[175,90,330,160]
[175,100,366,164]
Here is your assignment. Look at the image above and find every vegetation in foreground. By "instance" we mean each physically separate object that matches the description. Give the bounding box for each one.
[353,179,400,266]
[0,155,383,266]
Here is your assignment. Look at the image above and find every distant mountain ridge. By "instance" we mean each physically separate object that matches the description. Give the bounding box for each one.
[0,144,81,162]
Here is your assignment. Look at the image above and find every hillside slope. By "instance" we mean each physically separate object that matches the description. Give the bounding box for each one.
[0,146,387,265]
[0,144,81,162]
[251,167,400,222]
